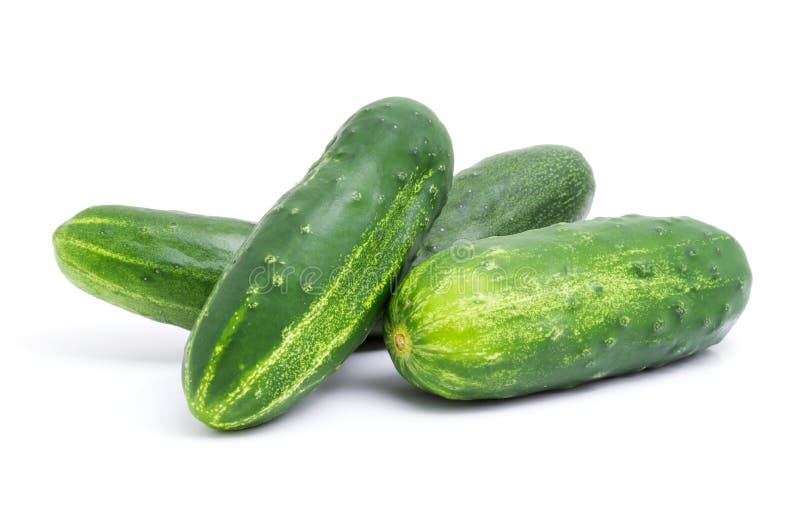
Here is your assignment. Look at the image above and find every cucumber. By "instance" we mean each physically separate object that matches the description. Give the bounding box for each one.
[184,97,453,429]
[384,215,751,400]
[53,206,253,329]
[412,144,594,266]
[53,146,594,332]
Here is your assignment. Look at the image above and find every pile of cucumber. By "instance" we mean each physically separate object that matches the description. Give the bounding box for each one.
[53,97,751,430]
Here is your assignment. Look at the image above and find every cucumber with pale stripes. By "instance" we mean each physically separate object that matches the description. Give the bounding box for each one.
[384,215,751,400]
[53,146,594,332]
[183,97,453,429]
[52,206,252,329]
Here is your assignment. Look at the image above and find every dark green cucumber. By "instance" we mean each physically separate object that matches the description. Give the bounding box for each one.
[412,144,594,266]
[52,146,593,333]
[184,97,453,429]
[384,215,751,400]
[52,206,253,329]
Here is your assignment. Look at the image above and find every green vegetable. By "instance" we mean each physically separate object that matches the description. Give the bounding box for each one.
[52,206,252,329]
[384,215,751,400]
[412,144,594,266]
[184,97,453,429]
[53,146,593,334]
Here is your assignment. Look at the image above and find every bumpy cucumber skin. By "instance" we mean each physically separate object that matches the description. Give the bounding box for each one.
[414,144,595,266]
[184,97,453,429]
[52,205,253,329]
[384,215,751,400]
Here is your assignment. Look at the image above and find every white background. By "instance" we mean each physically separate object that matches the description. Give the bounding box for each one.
[1,1,797,530]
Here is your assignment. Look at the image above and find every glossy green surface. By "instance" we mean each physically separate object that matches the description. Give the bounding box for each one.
[413,144,594,266]
[384,215,751,400]
[184,97,453,429]
[52,205,252,329]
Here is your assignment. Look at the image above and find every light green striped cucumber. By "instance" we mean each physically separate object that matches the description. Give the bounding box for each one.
[53,206,252,329]
[52,146,594,333]
[384,215,751,400]
[184,97,453,429]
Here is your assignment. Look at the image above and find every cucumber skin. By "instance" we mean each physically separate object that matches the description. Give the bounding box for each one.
[53,146,594,332]
[384,215,751,400]
[52,206,253,329]
[413,144,594,266]
[184,97,453,429]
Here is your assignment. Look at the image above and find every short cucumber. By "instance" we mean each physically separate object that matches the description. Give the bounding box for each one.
[184,97,453,429]
[53,146,594,333]
[412,144,594,266]
[384,215,751,400]
[52,206,252,329]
